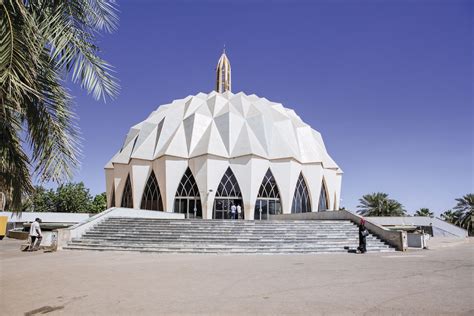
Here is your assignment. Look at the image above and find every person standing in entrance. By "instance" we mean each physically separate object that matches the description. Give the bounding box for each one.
[230,203,237,220]
[236,204,242,219]
[28,218,42,251]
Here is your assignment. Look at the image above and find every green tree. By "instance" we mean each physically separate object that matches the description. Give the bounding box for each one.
[414,208,434,217]
[453,194,473,234]
[357,192,406,217]
[440,210,459,224]
[1,1,119,211]
[55,182,92,213]
[91,192,107,213]
[21,185,56,212]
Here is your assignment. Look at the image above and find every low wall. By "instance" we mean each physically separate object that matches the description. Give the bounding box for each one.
[55,207,185,250]
[365,216,468,238]
[270,211,407,251]
[0,212,90,223]
[7,230,29,240]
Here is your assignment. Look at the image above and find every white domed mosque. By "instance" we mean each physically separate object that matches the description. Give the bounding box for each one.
[105,51,343,220]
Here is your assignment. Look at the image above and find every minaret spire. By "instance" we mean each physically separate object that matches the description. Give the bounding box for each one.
[216,48,231,93]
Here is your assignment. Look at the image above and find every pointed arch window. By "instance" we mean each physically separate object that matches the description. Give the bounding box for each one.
[121,175,133,208]
[291,173,311,213]
[110,186,115,208]
[216,167,242,198]
[318,181,329,212]
[175,168,201,198]
[174,168,202,218]
[258,169,280,199]
[214,167,244,219]
[255,169,282,220]
[141,171,163,211]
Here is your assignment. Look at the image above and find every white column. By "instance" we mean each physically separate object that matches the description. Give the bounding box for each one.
[271,159,301,214]
[131,160,152,209]
[105,168,114,208]
[232,156,268,220]
[302,163,323,212]
[163,157,188,212]
[202,157,229,219]
[153,157,167,211]
[113,164,130,208]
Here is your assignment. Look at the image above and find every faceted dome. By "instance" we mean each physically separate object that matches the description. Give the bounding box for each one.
[108,91,340,171]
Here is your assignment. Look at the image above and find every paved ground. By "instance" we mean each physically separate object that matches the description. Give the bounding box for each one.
[1,238,473,316]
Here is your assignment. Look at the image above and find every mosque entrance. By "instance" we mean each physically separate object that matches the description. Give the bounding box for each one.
[174,168,202,219]
[174,198,202,219]
[214,198,244,219]
[254,199,281,220]
[213,167,244,219]
[254,169,282,220]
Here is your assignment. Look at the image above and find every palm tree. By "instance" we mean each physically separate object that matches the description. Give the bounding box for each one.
[440,210,459,224]
[1,1,119,210]
[414,208,434,217]
[357,192,406,217]
[453,194,473,234]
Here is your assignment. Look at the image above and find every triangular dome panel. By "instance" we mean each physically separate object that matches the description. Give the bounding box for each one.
[110,91,340,169]
[163,123,188,157]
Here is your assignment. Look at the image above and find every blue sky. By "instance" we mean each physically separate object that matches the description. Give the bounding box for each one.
[64,0,472,215]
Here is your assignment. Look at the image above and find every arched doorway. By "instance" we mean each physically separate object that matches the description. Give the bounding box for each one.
[140,171,164,211]
[213,167,244,219]
[254,169,282,220]
[291,172,311,213]
[174,168,202,218]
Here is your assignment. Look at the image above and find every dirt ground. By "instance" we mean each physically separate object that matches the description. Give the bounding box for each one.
[1,238,473,316]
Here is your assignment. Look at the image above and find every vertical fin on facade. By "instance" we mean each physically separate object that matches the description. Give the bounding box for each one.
[216,49,231,93]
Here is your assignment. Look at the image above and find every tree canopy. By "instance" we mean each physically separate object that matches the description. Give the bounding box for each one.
[414,208,434,217]
[357,192,406,217]
[23,182,106,213]
[1,0,119,211]
[453,194,473,234]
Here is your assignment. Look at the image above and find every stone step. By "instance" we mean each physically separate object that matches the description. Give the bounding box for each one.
[78,234,382,241]
[104,218,352,223]
[87,226,362,231]
[64,244,394,253]
[80,236,376,242]
[74,235,387,242]
[89,229,360,235]
[96,223,357,229]
[83,231,364,237]
[68,241,392,250]
[66,217,395,254]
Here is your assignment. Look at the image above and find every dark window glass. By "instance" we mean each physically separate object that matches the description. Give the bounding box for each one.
[291,173,311,213]
[257,169,280,198]
[318,181,329,212]
[174,168,202,218]
[121,175,133,208]
[175,168,201,198]
[254,169,282,220]
[110,186,115,208]
[214,168,244,219]
[140,171,163,211]
[216,168,242,198]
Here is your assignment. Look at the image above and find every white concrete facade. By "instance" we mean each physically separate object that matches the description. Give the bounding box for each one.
[105,91,342,220]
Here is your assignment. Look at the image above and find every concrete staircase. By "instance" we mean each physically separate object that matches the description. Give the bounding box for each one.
[64,217,396,254]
